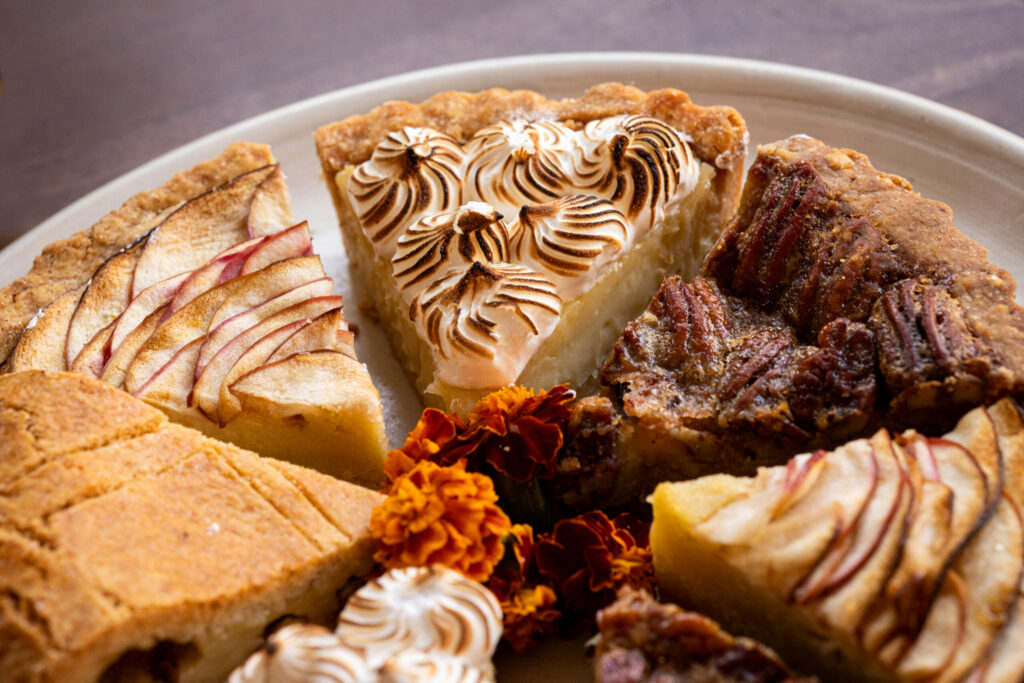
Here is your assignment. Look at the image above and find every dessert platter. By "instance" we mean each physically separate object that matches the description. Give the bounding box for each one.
[2,53,1024,681]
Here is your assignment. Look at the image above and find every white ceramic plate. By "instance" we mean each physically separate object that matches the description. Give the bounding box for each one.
[3,52,1024,677]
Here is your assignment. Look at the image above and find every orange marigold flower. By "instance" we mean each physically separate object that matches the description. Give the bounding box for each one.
[463,384,575,481]
[383,408,471,483]
[371,460,511,582]
[534,511,655,622]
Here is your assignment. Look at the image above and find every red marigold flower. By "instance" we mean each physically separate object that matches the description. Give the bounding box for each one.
[534,511,655,621]
[487,571,561,653]
[383,408,472,483]
[486,524,561,652]
[370,461,511,582]
[462,384,575,481]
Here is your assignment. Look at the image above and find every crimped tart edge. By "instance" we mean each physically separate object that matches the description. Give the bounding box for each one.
[313,82,748,174]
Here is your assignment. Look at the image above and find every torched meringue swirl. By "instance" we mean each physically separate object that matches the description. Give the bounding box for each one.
[573,115,698,235]
[228,623,373,683]
[463,120,578,218]
[392,202,511,296]
[336,565,503,670]
[510,194,630,300]
[379,651,487,683]
[409,261,561,388]
[348,126,464,258]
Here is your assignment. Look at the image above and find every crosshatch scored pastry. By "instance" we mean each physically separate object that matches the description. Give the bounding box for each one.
[315,83,748,410]
[0,143,387,485]
[0,370,384,683]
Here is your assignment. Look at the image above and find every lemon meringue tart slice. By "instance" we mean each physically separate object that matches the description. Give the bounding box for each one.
[315,83,747,410]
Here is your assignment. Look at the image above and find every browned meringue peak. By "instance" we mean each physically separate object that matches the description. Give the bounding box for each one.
[392,201,511,296]
[348,126,465,258]
[228,623,373,683]
[462,119,579,219]
[378,651,488,683]
[336,566,503,670]
[409,262,562,388]
[574,114,699,235]
[510,194,630,300]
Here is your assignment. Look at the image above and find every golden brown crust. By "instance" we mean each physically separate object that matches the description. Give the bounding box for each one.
[314,82,747,174]
[0,142,277,364]
[0,370,382,683]
[762,136,1024,381]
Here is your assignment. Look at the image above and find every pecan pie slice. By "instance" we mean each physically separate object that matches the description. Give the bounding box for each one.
[315,84,747,411]
[559,136,1024,506]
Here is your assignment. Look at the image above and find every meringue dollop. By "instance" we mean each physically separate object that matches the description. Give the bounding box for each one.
[378,651,487,683]
[348,127,465,258]
[335,565,503,670]
[392,202,511,296]
[408,262,562,388]
[228,623,373,683]
[510,194,630,300]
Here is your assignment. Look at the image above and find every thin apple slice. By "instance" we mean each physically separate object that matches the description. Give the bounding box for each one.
[247,165,293,237]
[123,256,324,395]
[812,432,915,633]
[971,586,1024,683]
[965,399,1024,683]
[896,496,1024,682]
[7,285,84,372]
[192,297,342,421]
[70,321,115,378]
[164,236,265,316]
[790,440,880,603]
[693,442,879,600]
[216,309,347,426]
[267,309,353,364]
[194,278,334,379]
[130,164,279,298]
[101,304,168,389]
[239,222,312,276]
[65,242,144,367]
[133,337,205,412]
[204,256,326,335]
[858,477,954,658]
[215,319,313,425]
[859,432,995,662]
[797,433,901,600]
[109,271,190,355]
[942,404,1004,509]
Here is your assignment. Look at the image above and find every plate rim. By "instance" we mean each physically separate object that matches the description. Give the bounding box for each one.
[4,50,1024,267]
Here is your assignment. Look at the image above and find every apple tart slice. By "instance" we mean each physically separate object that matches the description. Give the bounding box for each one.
[315,83,747,410]
[649,398,1024,682]
[0,144,387,485]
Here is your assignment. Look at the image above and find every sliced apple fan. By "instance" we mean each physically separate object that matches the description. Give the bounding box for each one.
[7,161,385,485]
[651,398,1024,683]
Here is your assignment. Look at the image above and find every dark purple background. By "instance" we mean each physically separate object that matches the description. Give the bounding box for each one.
[2,0,1022,249]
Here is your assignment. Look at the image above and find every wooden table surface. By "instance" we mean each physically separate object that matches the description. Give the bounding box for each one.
[1,0,1022,252]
